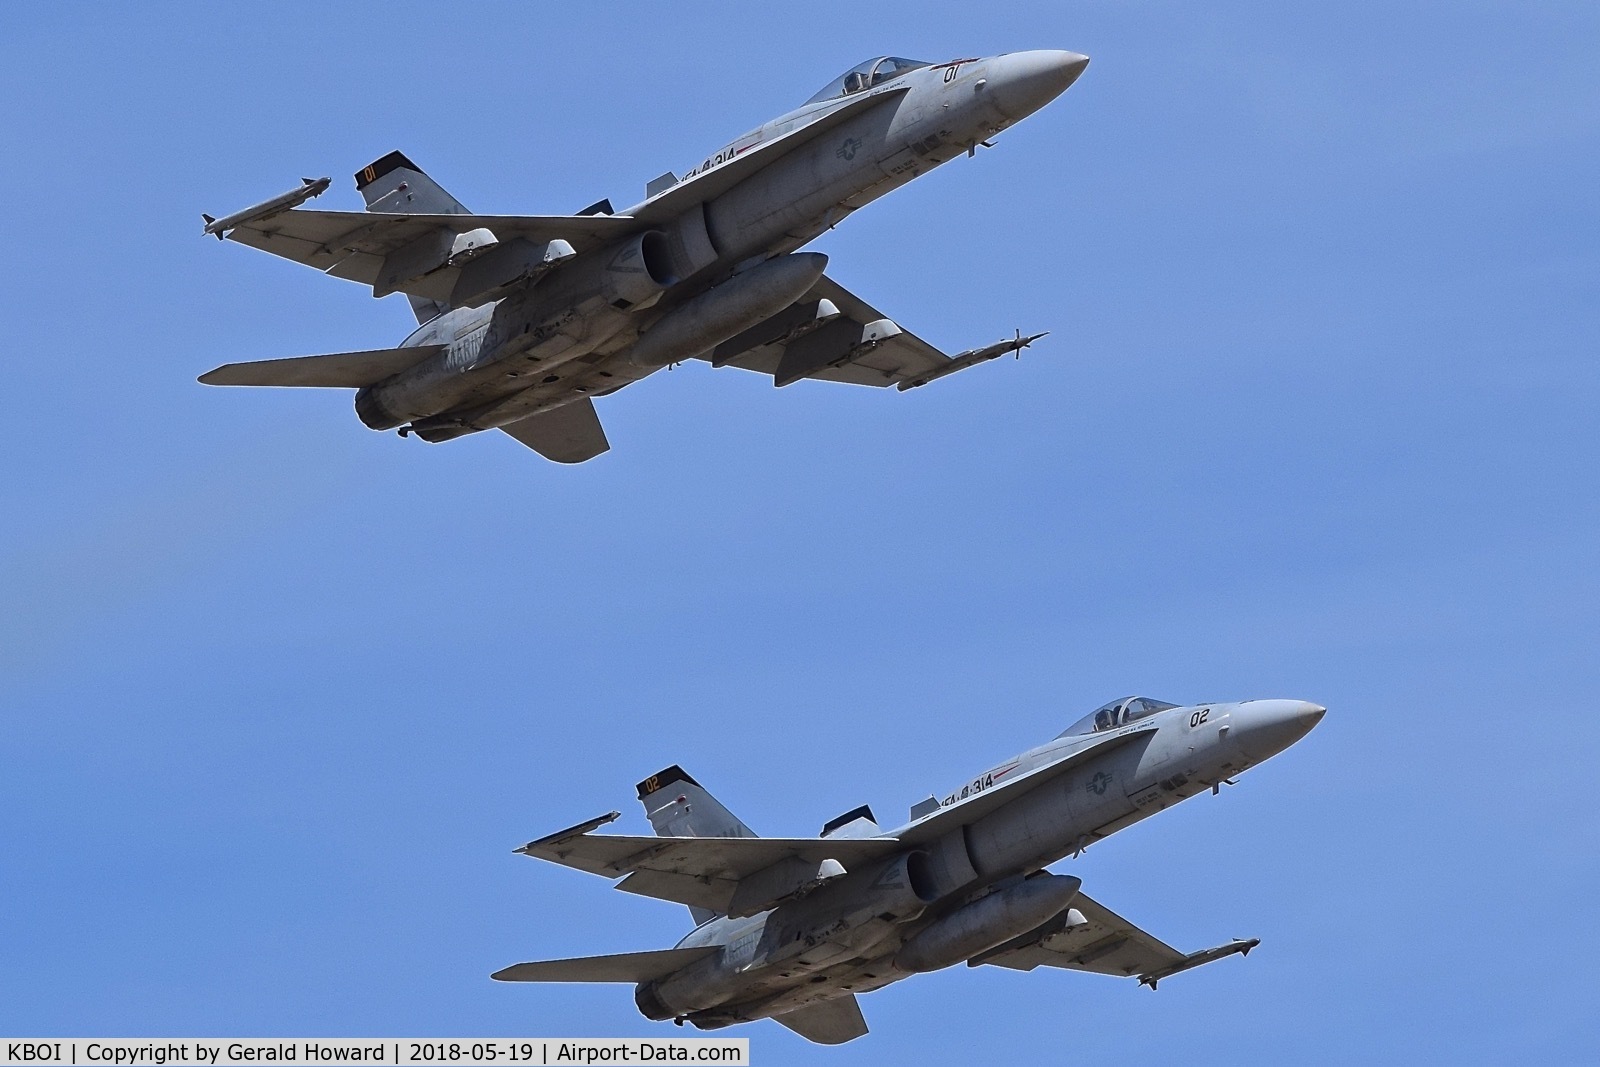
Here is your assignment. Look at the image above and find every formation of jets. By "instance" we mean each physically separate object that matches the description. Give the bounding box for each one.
[199,49,1325,1045]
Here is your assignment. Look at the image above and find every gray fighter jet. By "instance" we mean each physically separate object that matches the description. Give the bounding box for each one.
[199,51,1088,461]
[496,696,1326,1043]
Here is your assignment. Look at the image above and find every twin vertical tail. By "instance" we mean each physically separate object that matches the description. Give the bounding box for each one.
[636,766,755,926]
[354,151,470,324]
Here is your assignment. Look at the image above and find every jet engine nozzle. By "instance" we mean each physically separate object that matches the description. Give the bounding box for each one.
[894,873,1082,974]
[633,981,675,1022]
[355,384,405,431]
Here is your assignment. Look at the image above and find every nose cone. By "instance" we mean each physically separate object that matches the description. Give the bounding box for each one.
[1228,700,1326,762]
[987,50,1091,121]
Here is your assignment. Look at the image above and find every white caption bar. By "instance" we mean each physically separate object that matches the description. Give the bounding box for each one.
[0,1042,748,1067]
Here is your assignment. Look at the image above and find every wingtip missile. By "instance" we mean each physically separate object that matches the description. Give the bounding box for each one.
[1137,936,1262,990]
[202,175,332,238]
[896,329,1050,391]
[514,810,622,855]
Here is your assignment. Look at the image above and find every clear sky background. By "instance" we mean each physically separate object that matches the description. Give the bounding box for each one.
[4,2,1597,1062]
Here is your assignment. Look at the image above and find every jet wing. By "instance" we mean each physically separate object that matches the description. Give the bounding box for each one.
[772,995,869,1045]
[969,890,1259,988]
[208,204,637,304]
[702,274,1045,390]
[517,811,902,915]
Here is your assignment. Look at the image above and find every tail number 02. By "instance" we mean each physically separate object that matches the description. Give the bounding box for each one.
[1189,708,1211,729]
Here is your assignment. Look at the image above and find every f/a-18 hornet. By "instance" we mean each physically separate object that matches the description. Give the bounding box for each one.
[199,51,1088,462]
[496,696,1326,1043]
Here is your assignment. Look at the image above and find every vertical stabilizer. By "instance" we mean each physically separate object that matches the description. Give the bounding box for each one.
[354,151,470,324]
[636,766,755,925]
[355,150,470,214]
[773,994,870,1044]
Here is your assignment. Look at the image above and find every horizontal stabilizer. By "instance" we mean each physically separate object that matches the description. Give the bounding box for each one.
[491,946,717,984]
[198,345,442,388]
[772,994,869,1045]
[500,398,610,463]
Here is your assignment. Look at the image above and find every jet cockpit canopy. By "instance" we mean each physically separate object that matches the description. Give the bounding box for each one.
[805,57,930,105]
[1059,696,1180,738]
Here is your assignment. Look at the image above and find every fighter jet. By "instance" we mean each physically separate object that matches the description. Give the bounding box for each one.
[198,51,1089,462]
[495,696,1326,1043]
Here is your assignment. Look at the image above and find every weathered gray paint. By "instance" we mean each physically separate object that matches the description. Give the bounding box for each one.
[201,51,1090,459]
[499,696,1326,1042]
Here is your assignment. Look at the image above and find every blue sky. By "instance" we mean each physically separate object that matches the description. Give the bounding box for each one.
[3,2,1597,1061]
